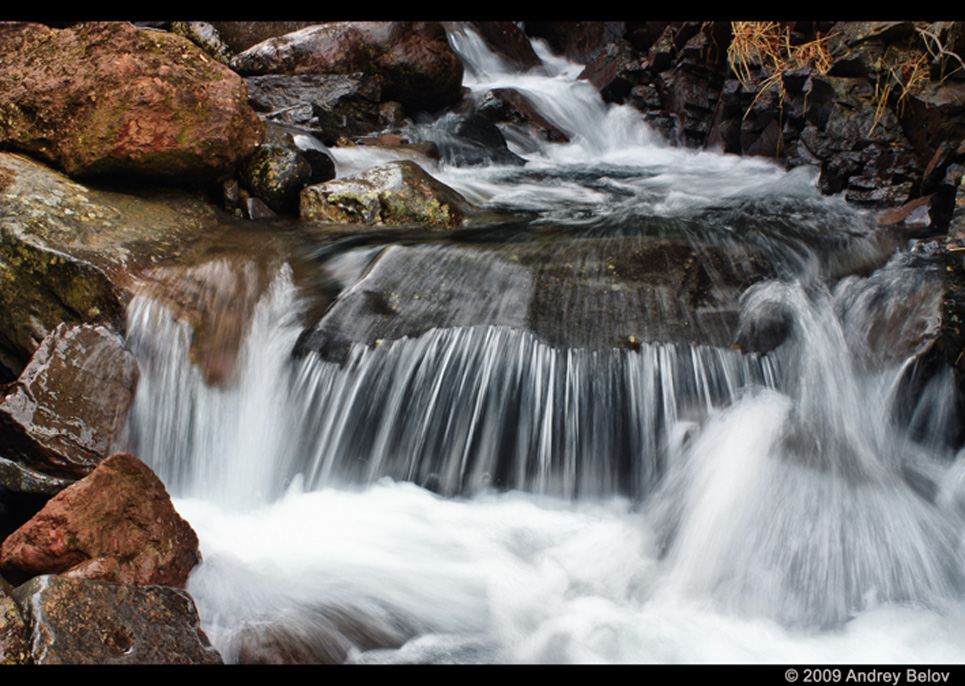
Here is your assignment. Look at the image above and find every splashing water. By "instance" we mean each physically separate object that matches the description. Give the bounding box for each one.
[122,25,965,664]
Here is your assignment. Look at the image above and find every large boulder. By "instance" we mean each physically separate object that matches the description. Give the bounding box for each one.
[230,22,464,114]
[0,21,264,180]
[10,574,222,664]
[300,160,476,229]
[0,453,201,588]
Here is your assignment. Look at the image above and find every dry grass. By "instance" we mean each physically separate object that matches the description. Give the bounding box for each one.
[727,21,834,117]
[729,22,965,134]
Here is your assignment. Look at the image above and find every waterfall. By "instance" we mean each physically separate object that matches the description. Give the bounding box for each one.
[121,24,965,664]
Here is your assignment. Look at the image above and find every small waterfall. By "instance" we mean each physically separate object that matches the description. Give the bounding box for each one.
[120,24,965,664]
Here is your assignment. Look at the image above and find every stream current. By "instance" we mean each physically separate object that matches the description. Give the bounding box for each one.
[121,26,965,663]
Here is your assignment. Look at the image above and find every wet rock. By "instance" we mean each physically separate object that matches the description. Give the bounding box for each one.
[208,21,319,54]
[231,605,410,665]
[134,257,278,387]
[231,22,464,115]
[0,323,138,479]
[478,88,570,143]
[580,40,648,104]
[0,151,232,374]
[296,236,774,362]
[0,453,201,588]
[171,21,233,64]
[300,160,476,229]
[463,22,543,72]
[523,21,626,63]
[0,576,29,664]
[408,112,527,166]
[239,144,313,214]
[0,22,263,181]
[10,574,222,664]
[245,73,385,143]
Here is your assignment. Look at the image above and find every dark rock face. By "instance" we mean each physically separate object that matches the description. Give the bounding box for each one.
[0,22,264,181]
[10,574,222,664]
[0,323,138,479]
[0,453,201,589]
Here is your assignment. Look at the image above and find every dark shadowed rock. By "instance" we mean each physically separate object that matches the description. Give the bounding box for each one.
[0,22,263,181]
[0,323,138,479]
[10,574,222,664]
[240,144,313,214]
[0,453,200,588]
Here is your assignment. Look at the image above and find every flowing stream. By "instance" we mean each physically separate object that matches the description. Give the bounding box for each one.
[122,26,965,663]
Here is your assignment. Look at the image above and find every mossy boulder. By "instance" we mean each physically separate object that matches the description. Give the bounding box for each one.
[300,160,476,229]
[0,151,225,376]
[0,21,263,181]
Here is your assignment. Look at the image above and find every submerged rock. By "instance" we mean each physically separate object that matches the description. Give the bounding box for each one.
[0,453,201,588]
[10,574,222,664]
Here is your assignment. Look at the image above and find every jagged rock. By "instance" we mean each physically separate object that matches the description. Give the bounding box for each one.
[230,22,464,115]
[10,574,222,664]
[0,22,263,180]
[0,323,138,479]
[300,160,476,229]
[0,453,201,588]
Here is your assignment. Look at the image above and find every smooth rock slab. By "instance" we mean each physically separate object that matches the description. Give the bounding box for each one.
[11,575,222,664]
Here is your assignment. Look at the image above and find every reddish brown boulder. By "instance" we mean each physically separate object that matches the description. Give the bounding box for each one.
[0,323,139,479]
[0,21,264,180]
[230,22,464,113]
[0,453,201,589]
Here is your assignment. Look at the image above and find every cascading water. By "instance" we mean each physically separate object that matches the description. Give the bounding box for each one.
[122,25,965,663]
